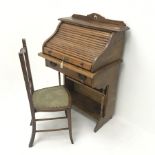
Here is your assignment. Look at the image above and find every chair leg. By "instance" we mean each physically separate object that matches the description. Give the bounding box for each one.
[29,120,36,147]
[66,109,74,144]
[65,110,67,117]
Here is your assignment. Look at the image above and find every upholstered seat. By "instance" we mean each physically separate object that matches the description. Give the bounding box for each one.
[33,86,69,111]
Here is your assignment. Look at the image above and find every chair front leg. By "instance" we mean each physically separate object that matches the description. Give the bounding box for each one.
[66,108,74,144]
[29,119,36,147]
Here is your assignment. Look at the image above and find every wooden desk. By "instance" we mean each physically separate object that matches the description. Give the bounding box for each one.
[39,13,129,131]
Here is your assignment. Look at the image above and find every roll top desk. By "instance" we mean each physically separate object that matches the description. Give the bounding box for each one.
[39,13,129,132]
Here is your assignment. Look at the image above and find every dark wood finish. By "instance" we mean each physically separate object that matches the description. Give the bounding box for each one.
[39,53,94,78]
[60,13,129,32]
[66,108,74,144]
[39,13,129,131]
[42,13,129,72]
[58,71,61,85]
[36,128,69,132]
[45,59,93,86]
[19,39,74,147]
[35,116,67,121]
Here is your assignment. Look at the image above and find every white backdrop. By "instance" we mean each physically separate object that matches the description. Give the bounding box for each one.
[0,0,155,155]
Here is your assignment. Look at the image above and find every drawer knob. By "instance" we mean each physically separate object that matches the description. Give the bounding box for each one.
[80,62,84,67]
[49,61,57,67]
[48,51,52,54]
[78,74,87,82]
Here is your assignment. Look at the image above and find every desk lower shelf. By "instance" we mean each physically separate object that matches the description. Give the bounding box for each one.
[70,91,100,121]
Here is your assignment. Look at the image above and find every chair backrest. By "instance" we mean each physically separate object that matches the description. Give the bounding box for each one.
[19,39,35,113]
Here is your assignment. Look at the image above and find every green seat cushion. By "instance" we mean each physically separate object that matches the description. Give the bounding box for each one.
[32,86,69,110]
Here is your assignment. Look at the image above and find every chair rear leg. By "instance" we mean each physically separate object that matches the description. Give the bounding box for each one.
[66,109,74,144]
[30,110,36,126]
[29,120,36,147]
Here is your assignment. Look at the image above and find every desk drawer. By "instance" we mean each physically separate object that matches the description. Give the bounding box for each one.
[46,60,92,86]
[43,47,92,71]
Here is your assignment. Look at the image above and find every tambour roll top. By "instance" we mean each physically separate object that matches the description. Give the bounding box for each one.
[41,13,129,72]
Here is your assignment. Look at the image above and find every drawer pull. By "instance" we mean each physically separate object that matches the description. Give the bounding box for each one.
[80,62,84,67]
[48,51,52,54]
[49,61,57,67]
[78,74,87,82]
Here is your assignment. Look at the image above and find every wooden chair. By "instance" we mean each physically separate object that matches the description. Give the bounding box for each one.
[19,39,74,147]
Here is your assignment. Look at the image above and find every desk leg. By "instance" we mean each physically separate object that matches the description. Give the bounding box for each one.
[94,116,112,132]
[94,85,112,132]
